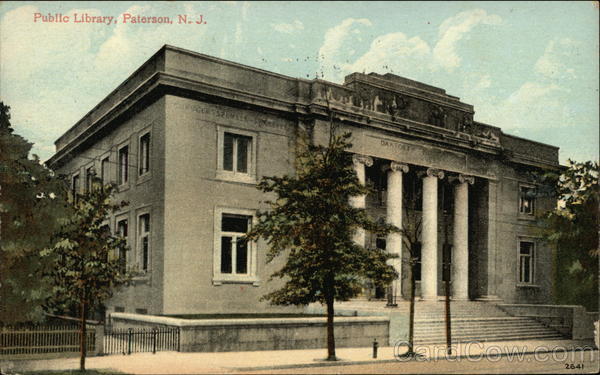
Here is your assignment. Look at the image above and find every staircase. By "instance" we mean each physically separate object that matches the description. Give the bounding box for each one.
[331,300,567,345]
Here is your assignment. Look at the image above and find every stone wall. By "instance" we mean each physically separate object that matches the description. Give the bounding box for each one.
[109,313,389,352]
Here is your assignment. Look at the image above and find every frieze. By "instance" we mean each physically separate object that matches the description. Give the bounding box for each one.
[172,101,290,132]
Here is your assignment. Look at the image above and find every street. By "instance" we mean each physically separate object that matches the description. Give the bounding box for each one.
[244,352,599,374]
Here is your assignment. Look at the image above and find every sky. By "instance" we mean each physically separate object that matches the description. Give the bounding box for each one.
[1,1,598,164]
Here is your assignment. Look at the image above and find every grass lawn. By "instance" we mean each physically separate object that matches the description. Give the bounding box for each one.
[161,313,326,319]
[21,371,127,375]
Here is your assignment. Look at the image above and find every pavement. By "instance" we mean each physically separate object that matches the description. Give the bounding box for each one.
[0,339,597,374]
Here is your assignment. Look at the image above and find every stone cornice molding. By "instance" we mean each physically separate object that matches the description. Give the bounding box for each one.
[352,154,373,167]
[426,168,445,179]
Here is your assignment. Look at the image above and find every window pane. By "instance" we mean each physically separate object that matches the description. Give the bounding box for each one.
[118,220,128,237]
[523,256,530,283]
[142,237,149,271]
[140,133,150,174]
[236,136,250,173]
[236,238,248,274]
[520,241,533,255]
[221,236,232,273]
[222,214,249,232]
[375,238,386,250]
[101,158,109,184]
[119,146,128,184]
[223,133,234,171]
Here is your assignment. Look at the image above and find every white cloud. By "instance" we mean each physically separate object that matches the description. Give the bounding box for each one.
[272,20,304,34]
[534,38,581,79]
[433,9,502,71]
[346,32,431,78]
[317,10,501,82]
[318,18,373,81]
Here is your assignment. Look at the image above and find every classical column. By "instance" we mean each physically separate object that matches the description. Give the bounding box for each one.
[476,179,502,301]
[386,162,409,301]
[421,168,444,300]
[451,174,474,300]
[351,154,373,246]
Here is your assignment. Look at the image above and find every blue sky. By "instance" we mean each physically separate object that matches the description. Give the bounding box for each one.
[1,1,598,163]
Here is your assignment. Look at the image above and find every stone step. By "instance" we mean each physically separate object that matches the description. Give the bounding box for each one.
[415,328,562,337]
[414,333,565,345]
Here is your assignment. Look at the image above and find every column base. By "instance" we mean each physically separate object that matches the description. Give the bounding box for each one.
[419,296,446,302]
[475,295,502,302]
[450,297,470,301]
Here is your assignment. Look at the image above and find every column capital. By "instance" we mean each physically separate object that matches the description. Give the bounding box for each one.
[458,174,475,185]
[426,168,445,179]
[449,173,475,185]
[352,154,373,167]
[382,161,409,173]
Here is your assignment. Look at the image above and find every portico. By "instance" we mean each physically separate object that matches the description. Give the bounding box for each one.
[351,152,491,302]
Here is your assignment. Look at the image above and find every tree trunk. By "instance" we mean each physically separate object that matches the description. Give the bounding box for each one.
[79,299,87,371]
[325,294,336,361]
[408,267,416,354]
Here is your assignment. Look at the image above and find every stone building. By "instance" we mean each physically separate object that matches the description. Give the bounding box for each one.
[47,45,560,316]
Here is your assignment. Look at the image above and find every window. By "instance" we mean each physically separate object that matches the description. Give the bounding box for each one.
[217,127,257,184]
[138,214,150,272]
[139,132,150,176]
[223,132,251,173]
[118,146,129,185]
[220,214,251,274]
[135,308,148,315]
[518,240,535,284]
[116,219,128,272]
[519,186,536,215]
[85,166,95,193]
[101,157,109,186]
[114,306,125,313]
[71,174,80,200]
[213,207,258,285]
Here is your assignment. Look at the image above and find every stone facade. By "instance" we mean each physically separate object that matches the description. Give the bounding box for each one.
[47,45,560,316]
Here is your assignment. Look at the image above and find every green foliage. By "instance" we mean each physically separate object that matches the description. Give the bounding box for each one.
[0,102,70,323]
[541,159,599,311]
[246,130,399,306]
[42,180,132,315]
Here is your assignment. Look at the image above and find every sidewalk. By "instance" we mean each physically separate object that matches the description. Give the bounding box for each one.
[1,339,596,374]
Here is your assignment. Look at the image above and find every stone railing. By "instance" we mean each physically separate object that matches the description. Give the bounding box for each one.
[109,313,389,352]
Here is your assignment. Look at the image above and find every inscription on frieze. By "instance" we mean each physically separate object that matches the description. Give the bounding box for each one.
[173,101,290,133]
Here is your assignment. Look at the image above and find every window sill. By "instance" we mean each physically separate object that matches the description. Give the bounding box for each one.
[516,283,540,288]
[215,170,257,185]
[137,172,151,186]
[118,183,130,193]
[518,213,536,221]
[213,275,260,286]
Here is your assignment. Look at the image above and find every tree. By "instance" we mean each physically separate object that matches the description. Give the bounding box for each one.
[0,102,70,323]
[399,192,422,358]
[42,178,131,371]
[246,127,398,361]
[541,159,599,311]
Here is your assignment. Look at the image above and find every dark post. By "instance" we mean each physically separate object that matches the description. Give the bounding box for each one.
[152,328,157,354]
[444,264,452,355]
[176,328,181,352]
[372,338,378,358]
[127,328,132,355]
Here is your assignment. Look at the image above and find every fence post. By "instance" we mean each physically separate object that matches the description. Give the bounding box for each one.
[94,325,104,356]
[127,328,132,355]
[177,327,181,352]
[152,328,157,354]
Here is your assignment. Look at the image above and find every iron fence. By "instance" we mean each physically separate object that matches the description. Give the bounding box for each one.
[0,324,95,356]
[104,327,180,355]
